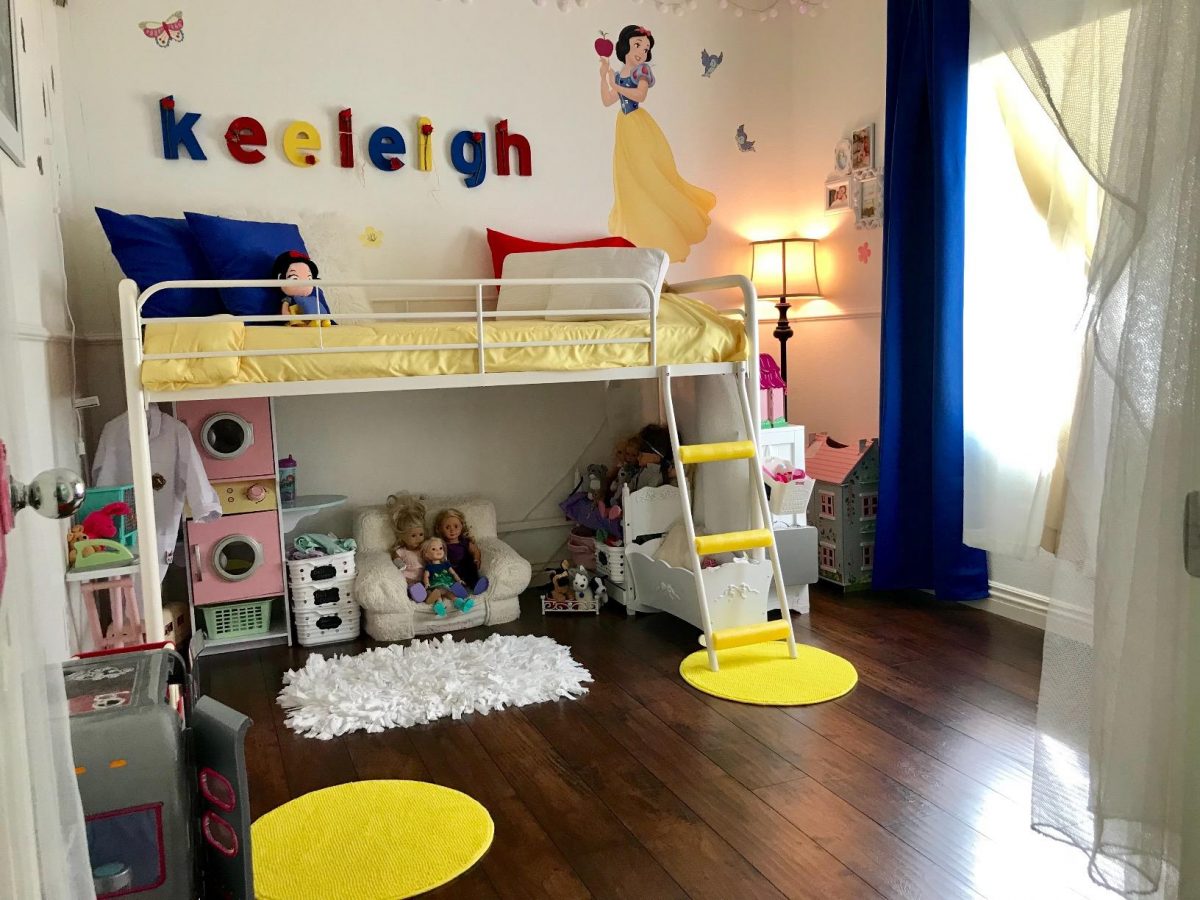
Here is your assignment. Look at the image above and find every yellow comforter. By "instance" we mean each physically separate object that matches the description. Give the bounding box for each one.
[141,293,745,391]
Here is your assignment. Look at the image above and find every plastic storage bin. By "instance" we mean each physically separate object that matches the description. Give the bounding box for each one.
[286,550,356,586]
[567,528,596,569]
[595,543,626,585]
[294,602,360,647]
[290,576,356,613]
[201,598,273,641]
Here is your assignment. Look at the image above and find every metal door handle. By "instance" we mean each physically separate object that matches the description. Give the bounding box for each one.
[9,468,85,520]
[193,544,204,582]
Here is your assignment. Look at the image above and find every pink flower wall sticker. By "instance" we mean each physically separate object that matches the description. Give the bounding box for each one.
[857,241,872,264]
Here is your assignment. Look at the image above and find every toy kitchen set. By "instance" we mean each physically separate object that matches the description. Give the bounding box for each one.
[177,399,346,654]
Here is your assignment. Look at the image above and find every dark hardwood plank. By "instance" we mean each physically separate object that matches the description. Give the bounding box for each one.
[467,707,688,899]
[581,680,881,899]
[756,777,981,900]
[210,580,1123,899]
[257,644,360,800]
[524,698,786,900]
[410,722,592,900]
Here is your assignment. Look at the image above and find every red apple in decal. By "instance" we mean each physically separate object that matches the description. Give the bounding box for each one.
[595,31,613,58]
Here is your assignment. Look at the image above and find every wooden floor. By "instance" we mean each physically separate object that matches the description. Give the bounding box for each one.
[203,584,1109,899]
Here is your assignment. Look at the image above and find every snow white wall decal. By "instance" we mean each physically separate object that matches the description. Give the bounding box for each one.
[598,25,716,263]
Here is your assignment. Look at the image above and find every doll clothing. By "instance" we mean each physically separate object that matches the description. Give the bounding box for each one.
[445,538,488,593]
[393,547,423,585]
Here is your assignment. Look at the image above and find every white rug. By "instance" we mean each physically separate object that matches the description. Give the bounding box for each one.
[277,634,593,740]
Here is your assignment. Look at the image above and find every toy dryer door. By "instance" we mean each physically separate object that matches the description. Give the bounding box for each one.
[191,696,253,900]
[176,398,275,481]
[188,510,283,606]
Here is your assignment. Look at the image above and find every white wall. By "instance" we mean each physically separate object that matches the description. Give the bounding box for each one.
[2,0,80,662]
[781,0,886,445]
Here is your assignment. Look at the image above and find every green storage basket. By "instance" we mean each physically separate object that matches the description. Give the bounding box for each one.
[201,598,273,641]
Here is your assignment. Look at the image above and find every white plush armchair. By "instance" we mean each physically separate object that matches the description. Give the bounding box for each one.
[354,495,531,642]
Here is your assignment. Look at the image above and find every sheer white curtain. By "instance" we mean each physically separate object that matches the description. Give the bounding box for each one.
[0,598,95,899]
[962,29,1100,559]
[968,0,1199,895]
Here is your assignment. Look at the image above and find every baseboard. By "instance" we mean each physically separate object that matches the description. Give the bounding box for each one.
[963,582,1051,630]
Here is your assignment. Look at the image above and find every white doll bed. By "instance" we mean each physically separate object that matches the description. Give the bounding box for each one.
[610,484,774,632]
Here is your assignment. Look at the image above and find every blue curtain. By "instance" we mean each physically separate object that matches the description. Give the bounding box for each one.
[873,0,989,600]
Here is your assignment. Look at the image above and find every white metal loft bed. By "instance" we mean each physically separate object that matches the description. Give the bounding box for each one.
[117,273,763,640]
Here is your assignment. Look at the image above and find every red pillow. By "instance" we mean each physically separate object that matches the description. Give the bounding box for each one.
[486,228,636,279]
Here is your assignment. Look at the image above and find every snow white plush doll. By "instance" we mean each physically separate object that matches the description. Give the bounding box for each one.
[599,25,716,262]
[272,250,332,326]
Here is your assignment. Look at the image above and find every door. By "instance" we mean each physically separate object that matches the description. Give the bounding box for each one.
[176,398,275,481]
[187,509,283,606]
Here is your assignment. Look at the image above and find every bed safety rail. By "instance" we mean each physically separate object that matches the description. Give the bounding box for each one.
[125,277,662,374]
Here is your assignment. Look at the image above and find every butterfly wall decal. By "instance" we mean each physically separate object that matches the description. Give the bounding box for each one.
[140,11,184,48]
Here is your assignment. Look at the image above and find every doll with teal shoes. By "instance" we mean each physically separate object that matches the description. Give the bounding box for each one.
[409,537,476,616]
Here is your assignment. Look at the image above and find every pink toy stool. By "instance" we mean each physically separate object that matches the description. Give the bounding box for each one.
[82,575,144,650]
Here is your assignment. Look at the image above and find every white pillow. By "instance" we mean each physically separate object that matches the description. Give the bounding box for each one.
[495,250,556,314]
[544,247,668,321]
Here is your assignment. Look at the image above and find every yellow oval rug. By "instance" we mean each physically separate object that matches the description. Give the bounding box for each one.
[252,780,494,900]
[680,641,858,705]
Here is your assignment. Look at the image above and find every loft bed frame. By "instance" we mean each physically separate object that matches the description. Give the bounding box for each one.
[117,273,763,640]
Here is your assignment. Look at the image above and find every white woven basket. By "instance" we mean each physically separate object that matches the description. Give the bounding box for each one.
[287,550,356,586]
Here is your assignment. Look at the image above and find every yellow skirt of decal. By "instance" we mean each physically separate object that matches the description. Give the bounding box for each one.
[680,642,858,706]
[609,107,716,263]
[251,780,494,900]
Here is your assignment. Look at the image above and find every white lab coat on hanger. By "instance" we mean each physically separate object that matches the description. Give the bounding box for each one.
[92,404,221,575]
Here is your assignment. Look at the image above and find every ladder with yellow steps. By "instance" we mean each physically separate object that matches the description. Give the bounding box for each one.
[660,363,798,672]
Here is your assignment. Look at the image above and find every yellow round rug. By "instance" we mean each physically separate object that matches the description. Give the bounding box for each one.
[252,780,494,900]
[680,641,858,706]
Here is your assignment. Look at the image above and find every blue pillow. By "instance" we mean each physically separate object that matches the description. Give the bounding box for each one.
[95,208,224,319]
[184,212,308,319]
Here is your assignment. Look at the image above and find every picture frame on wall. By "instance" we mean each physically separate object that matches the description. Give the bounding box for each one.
[850,123,874,172]
[824,177,851,213]
[854,168,884,229]
[833,138,851,175]
[0,0,22,167]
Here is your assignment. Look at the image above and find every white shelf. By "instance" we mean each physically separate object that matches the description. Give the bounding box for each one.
[199,622,289,656]
[65,561,140,583]
[280,494,347,533]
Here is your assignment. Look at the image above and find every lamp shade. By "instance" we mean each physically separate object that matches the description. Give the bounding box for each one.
[750,238,822,299]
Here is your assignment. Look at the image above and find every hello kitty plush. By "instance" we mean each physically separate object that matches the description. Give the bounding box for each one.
[272,250,332,327]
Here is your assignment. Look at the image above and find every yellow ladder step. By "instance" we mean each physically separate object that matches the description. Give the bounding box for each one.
[710,621,792,651]
[677,440,757,465]
[695,528,774,556]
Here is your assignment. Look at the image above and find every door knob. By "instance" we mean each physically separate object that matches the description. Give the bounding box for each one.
[9,468,86,520]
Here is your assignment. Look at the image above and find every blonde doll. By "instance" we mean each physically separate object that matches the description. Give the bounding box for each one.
[409,537,475,617]
[433,508,488,595]
[387,493,427,598]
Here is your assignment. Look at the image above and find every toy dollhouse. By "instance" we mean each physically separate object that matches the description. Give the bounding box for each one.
[805,435,880,590]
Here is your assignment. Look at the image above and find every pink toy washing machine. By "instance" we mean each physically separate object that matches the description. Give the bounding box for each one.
[186,510,283,606]
[176,398,275,482]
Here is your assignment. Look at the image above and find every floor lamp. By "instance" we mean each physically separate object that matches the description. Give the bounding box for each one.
[750,237,822,421]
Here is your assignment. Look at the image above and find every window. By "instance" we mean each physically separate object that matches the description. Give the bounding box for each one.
[818,491,836,519]
[862,542,874,570]
[819,543,837,571]
[860,492,879,520]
